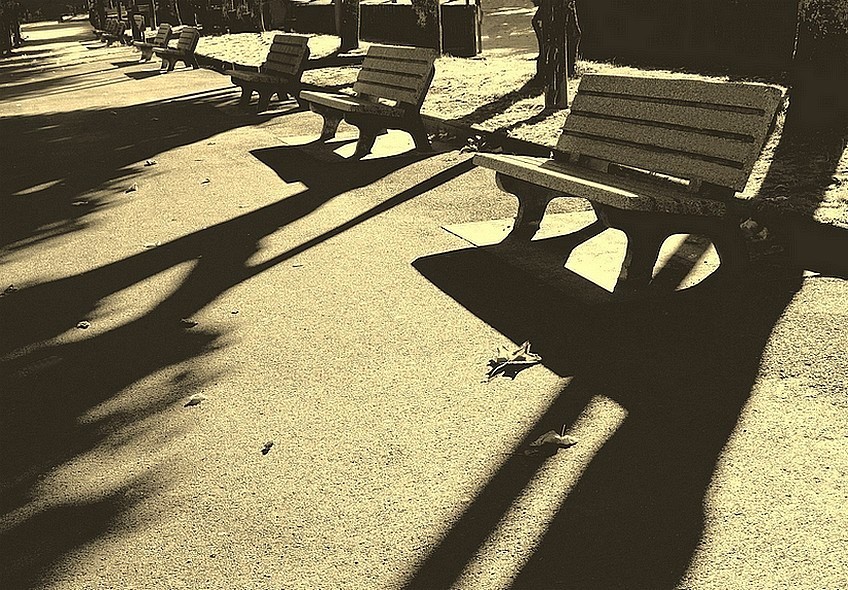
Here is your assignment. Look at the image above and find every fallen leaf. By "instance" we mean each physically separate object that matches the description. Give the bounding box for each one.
[231,309,239,315]
[2,284,19,296]
[261,441,274,455]
[739,218,768,241]
[486,341,542,380]
[184,394,207,407]
[523,430,578,456]
[180,318,199,327]
[142,242,161,249]
[144,159,158,166]
[71,200,89,206]
[529,431,578,448]
[76,320,91,329]
[200,178,211,185]
[125,183,138,193]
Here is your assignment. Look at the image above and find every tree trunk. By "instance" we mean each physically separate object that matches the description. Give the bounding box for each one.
[411,0,442,52]
[535,0,568,108]
[335,0,359,51]
[788,0,848,134]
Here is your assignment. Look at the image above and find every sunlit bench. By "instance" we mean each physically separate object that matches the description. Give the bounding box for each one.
[473,74,784,293]
[300,44,438,159]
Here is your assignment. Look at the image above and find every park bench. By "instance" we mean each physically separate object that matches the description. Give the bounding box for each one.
[473,74,784,293]
[225,33,311,112]
[101,18,128,46]
[134,22,172,62]
[299,44,438,159]
[154,26,200,72]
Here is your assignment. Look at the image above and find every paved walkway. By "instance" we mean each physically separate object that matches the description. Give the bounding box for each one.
[2,18,847,590]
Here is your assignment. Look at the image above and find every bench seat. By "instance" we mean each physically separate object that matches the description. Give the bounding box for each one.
[224,34,311,112]
[473,73,784,293]
[473,153,728,218]
[299,44,438,158]
[154,27,200,72]
[299,90,405,118]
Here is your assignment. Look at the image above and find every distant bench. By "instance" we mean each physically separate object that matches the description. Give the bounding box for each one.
[473,74,784,293]
[101,18,128,46]
[154,26,200,72]
[300,44,438,159]
[225,34,311,112]
[134,23,172,63]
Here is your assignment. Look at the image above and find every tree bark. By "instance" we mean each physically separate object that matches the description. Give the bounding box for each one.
[411,0,442,52]
[335,0,360,51]
[534,0,568,108]
[789,0,848,134]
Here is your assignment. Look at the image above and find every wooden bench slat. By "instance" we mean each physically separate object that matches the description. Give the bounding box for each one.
[473,153,729,217]
[358,55,435,77]
[356,69,425,93]
[299,90,404,117]
[265,52,302,67]
[352,81,421,106]
[365,45,438,62]
[562,113,754,166]
[578,74,784,112]
[569,93,770,138]
[557,132,749,190]
[270,42,308,56]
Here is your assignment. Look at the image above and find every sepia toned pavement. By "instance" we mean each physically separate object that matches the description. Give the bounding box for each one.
[2,18,847,590]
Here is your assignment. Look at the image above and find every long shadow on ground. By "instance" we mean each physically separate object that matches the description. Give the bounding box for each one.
[411,233,801,588]
[0,126,461,586]
[0,86,267,254]
[406,83,847,588]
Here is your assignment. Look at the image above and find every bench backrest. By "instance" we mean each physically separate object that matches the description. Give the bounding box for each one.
[175,27,200,53]
[152,23,172,47]
[353,45,438,108]
[557,74,784,192]
[260,34,311,79]
[132,15,145,41]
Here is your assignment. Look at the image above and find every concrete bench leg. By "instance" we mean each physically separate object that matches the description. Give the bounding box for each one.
[311,105,342,141]
[350,120,383,159]
[238,85,253,108]
[615,226,667,293]
[139,46,153,62]
[495,173,560,242]
[407,116,432,152]
[257,89,274,112]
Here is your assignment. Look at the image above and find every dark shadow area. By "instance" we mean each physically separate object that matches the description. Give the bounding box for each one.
[753,127,848,278]
[409,240,802,589]
[0,61,143,101]
[1,128,448,586]
[0,87,251,253]
[122,68,165,80]
[405,54,847,587]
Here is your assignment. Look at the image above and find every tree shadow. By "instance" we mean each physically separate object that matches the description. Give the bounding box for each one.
[0,87,273,254]
[447,77,544,129]
[1,140,465,587]
[410,236,801,589]
[404,64,847,588]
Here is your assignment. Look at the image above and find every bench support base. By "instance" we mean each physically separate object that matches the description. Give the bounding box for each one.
[495,172,749,294]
